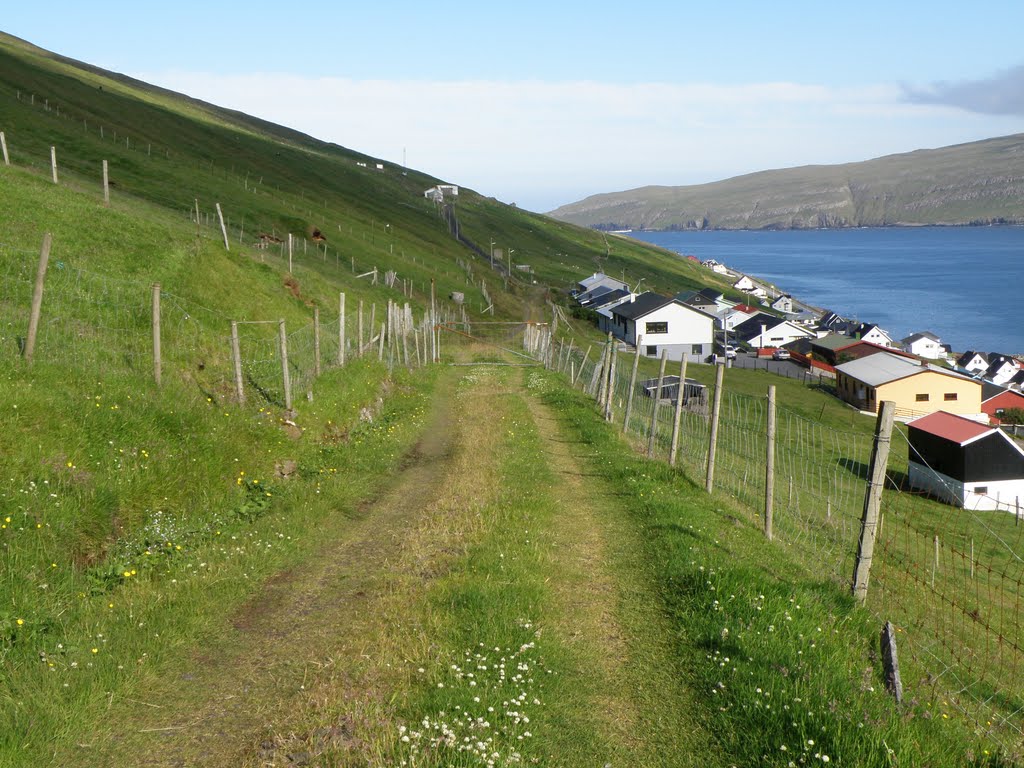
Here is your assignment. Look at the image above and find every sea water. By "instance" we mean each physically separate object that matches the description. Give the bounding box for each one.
[629,227,1024,355]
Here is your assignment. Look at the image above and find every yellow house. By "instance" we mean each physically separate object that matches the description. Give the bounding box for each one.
[835,352,982,418]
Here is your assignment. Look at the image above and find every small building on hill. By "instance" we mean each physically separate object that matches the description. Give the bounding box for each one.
[907,411,1024,513]
[638,375,708,407]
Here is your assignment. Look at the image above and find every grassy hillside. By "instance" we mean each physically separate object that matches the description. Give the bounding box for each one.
[549,133,1024,230]
[2,30,1019,767]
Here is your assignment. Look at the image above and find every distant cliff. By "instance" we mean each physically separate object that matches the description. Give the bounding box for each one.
[548,134,1024,230]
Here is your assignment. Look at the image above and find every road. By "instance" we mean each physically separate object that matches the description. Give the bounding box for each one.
[726,353,812,379]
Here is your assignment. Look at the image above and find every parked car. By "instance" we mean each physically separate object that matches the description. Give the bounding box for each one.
[720,344,737,359]
[772,348,791,361]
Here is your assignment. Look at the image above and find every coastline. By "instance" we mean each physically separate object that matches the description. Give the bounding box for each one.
[628,227,1024,357]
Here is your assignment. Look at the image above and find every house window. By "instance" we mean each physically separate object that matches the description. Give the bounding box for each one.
[646,321,668,334]
[646,345,657,356]
[974,487,989,495]
[692,344,703,355]
[944,393,958,401]
[915,393,930,402]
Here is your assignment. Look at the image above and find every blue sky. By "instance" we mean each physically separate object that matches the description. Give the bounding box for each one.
[5,1,1024,211]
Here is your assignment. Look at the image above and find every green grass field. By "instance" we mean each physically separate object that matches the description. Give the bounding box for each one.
[2,29,1022,767]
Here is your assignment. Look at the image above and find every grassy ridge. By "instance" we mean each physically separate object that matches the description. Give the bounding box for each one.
[549,133,1024,230]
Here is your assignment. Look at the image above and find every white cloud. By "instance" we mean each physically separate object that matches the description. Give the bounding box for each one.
[136,71,1023,211]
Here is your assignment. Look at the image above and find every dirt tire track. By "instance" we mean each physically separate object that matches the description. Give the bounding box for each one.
[58,373,462,767]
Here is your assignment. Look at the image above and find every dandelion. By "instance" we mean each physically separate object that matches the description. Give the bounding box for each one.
[16,618,24,626]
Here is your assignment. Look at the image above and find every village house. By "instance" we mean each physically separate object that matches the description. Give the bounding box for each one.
[675,287,736,315]
[573,272,629,298]
[849,322,895,348]
[956,351,989,375]
[582,287,631,310]
[901,331,946,360]
[981,383,1024,424]
[810,335,916,368]
[906,411,1024,513]
[985,355,1021,387]
[732,275,755,292]
[596,293,635,334]
[733,312,815,350]
[835,352,982,418]
[721,303,759,331]
[609,292,716,362]
[770,294,794,314]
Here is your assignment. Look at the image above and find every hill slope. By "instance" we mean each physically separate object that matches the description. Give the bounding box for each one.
[549,134,1024,230]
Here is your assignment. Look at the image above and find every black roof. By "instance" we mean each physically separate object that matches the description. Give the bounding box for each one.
[733,312,783,339]
[982,382,1008,402]
[587,288,630,308]
[611,292,675,320]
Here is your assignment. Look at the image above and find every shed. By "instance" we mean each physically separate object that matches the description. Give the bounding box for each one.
[638,376,707,406]
[907,411,1024,513]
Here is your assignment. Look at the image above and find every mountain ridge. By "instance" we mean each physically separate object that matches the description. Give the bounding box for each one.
[548,133,1024,230]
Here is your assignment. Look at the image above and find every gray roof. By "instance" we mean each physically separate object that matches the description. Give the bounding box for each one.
[835,351,973,387]
[901,331,941,345]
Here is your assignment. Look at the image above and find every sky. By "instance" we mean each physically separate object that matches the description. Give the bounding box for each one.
[5,1,1024,212]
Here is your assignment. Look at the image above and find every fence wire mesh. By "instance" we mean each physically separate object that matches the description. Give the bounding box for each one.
[548,334,1024,750]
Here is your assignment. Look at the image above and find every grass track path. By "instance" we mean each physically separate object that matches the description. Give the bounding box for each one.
[55,365,719,767]
[525,387,721,767]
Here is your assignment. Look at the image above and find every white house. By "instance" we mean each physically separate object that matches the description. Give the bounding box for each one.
[851,323,895,348]
[901,332,946,360]
[733,313,815,349]
[907,411,1024,514]
[770,294,794,314]
[986,355,1021,387]
[721,304,758,331]
[957,351,989,374]
[733,275,755,292]
[609,292,716,362]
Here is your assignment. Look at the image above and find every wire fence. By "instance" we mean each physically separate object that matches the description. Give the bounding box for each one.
[543,332,1024,752]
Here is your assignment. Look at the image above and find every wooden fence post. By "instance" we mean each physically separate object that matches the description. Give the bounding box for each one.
[231,321,245,404]
[358,300,364,356]
[378,322,386,361]
[24,233,53,363]
[575,345,591,387]
[278,319,293,413]
[313,306,322,377]
[216,203,230,251]
[152,283,162,386]
[288,234,294,273]
[669,356,688,466]
[0,131,8,166]
[705,362,726,493]
[623,336,642,433]
[851,400,896,603]
[50,146,58,183]
[338,292,346,365]
[430,278,437,362]
[604,340,618,422]
[102,160,110,206]
[647,350,669,458]
[595,338,611,402]
[765,384,776,540]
